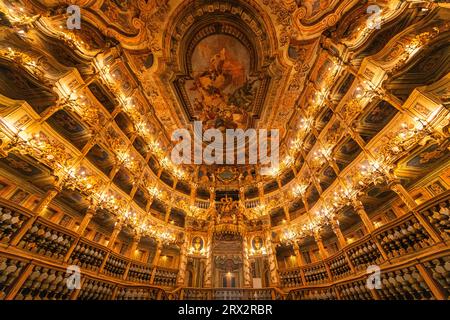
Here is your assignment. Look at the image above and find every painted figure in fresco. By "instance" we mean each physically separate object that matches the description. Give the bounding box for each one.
[252,236,263,251]
[192,236,204,252]
[188,39,259,131]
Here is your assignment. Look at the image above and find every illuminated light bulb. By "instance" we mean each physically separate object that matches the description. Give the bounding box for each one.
[372,161,381,170]
[68,168,76,177]
[355,86,363,99]
[160,157,169,167]
[283,155,294,166]
[413,118,425,130]
[269,166,280,177]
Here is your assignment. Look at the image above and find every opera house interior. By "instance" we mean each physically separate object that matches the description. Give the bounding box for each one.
[0,0,449,302]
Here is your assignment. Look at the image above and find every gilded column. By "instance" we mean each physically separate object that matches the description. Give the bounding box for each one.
[190,183,197,205]
[78,204,97,235]
[127,233,141,258]
[330,218,347,248]
[313,230,328,260]
[150,240,163,284]
[264,230,280,286]
[176,234,189,286]
[352,199,375,233]
[389,183,417,211]
[257,182,265,204]
[164,205,172,223]
[203,226,214,288]
[151,240,163,267]
[293,242,307,284]
[145,195,154,213]
[64,203,97,262]
[390,182,442,243]
[108,220,123,249]
[301,194,309,212]
[242,235,252,288]
[34,186,60,215]
[283,205,291,222]
[293,242,305,267]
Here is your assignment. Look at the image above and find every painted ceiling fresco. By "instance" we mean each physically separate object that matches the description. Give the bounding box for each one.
[185,34,259,131]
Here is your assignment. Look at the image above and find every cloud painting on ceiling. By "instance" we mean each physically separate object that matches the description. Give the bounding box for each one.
[185,34,260,131]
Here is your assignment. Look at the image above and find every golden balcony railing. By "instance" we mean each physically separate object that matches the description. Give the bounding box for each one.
[279,269,303,288]
[286,248,450,300]
[0,191,448,299]
[278,191,449,293]
[16,216,77,261]
[126,262,153,283]
[0,249,168,300]
[170,287,285,300]
[0,203,30,244]
[302,261,329,285]
[0,197,176,300]
[67,239,107,272]
[152,266,178,287]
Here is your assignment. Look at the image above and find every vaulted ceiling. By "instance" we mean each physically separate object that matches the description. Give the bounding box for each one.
[0,0,449,244]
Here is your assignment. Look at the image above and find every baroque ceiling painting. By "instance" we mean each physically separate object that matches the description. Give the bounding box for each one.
[185,35,257,130]
[0,0,448,305]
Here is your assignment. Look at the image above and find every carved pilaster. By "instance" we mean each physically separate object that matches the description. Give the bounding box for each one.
[209,187,215,208]
[264,230,280,286]
[164,205,172,222]
[352,199,375,232]
[301,194,309,212]
[203,227,214,288]
[331,218,347,248]
[146,195,154,213]
[313,230,328,260]
[190,183,197,205]
[108,220,123,249]
[293,242,305,267]
[34,187,60,215]
[257,182,265,204]
[152,240,163,267]
[77,205,97,235]
[150,240,163,283]
[177,235,189,286]
[127,233,141,258]
[11,185,61,246]
[389,183,417,211]
[242,235,252,288]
